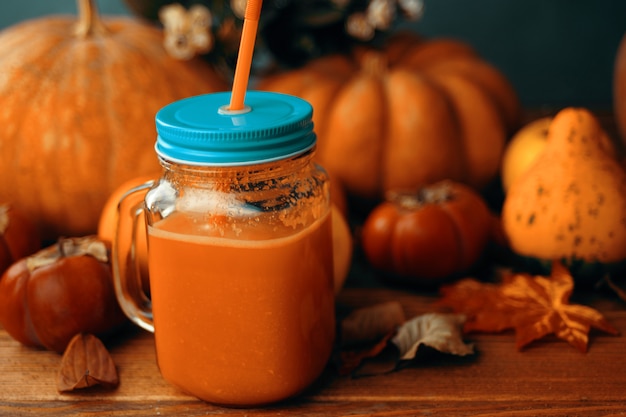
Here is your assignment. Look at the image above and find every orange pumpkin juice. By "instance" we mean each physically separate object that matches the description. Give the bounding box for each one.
[146,211,335,406]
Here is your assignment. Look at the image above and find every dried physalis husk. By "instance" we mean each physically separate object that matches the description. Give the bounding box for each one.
[57,333,119,392]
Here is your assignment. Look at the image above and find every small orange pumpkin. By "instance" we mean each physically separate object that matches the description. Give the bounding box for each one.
[98,175,154,294]
[258,32,520,199]
[0,0,227,240]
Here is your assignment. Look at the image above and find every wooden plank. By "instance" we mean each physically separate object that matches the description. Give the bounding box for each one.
[1,287,625,415]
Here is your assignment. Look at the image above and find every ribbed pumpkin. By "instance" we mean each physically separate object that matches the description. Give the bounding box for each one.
[258,32,520,199]
[0,0,227,239]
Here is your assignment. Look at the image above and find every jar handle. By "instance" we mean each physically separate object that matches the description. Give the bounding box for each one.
[112,180,155,333]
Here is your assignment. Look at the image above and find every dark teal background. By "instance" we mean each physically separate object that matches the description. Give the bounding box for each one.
[1,0,625,109]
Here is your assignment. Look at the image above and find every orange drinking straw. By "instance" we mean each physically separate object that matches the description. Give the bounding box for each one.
[229,0,263,111]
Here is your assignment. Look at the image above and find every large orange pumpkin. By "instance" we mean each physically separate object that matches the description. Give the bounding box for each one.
[258,32,520,199]
[0,0,227,239]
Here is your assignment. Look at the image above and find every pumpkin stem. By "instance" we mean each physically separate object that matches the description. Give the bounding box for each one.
[74,0,109,38]
[360,51,388,78]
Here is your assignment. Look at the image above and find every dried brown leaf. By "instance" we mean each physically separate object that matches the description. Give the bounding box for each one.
[437,261,620,352]
[57,333,119,392]
[338,332,396,376]
[340,301,406,347]
[392,313,474,360]
[338,311,473,377]
[601,274,626,303]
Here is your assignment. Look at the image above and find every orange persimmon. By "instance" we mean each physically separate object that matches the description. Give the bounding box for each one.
[361,180,492,286]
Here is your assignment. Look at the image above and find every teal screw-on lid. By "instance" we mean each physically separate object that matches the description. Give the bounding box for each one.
[155,91,315,166]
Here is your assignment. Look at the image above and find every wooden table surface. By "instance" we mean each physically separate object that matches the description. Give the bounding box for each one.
[2,283,626,417]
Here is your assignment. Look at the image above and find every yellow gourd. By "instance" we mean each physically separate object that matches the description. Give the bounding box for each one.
[502,107,626,265]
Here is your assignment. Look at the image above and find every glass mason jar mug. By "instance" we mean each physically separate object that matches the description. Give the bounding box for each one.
[112,92,335,407]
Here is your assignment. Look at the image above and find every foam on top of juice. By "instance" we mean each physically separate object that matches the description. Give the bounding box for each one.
[161,180,327,238]
[178,188,261,216]
[148,210,330,246]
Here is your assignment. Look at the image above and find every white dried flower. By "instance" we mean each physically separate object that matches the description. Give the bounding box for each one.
[367,0,395,30]
[230,0,247,19]
[189,4,212,29]
[188,4,213,53]
[346,12,376,41]
[159,3,214,60]
[398,0,424,20]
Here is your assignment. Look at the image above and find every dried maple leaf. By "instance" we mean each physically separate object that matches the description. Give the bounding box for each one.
[437,261,619,352]
[57,333,119,392]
